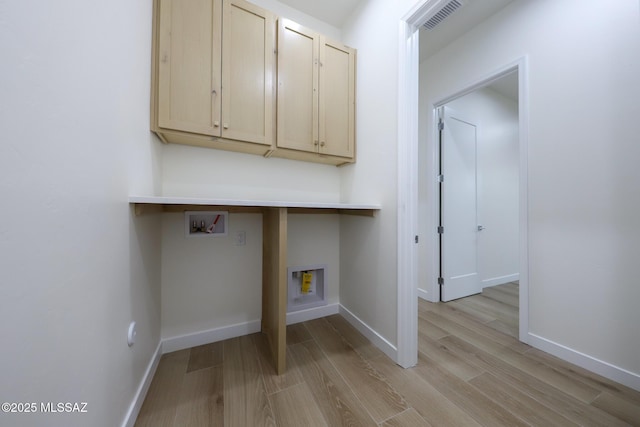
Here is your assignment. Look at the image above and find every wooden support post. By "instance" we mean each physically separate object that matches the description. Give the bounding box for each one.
[261,207,288,374]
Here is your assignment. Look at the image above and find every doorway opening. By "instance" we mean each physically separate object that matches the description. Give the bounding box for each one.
[436,71,520,337]
[427,61,528,343]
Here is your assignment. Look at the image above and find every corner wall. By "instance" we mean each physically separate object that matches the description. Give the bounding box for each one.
[338,0,418,353]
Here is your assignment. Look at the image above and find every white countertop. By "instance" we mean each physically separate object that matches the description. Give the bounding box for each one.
[129,196,381,211]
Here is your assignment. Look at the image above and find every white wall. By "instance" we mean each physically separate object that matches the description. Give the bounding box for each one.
[446,88,519,288]
[161,145,342,202]
[251,0,341,40]
[161,213,263,340]
[419,0,640,380]
[338,0,418,350]
[0,1,163,426]
[160,210,341,344]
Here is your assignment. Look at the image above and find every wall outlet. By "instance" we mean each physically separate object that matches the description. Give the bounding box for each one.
[235,231,246,246]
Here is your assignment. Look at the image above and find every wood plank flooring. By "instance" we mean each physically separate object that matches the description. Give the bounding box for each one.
[446,281,519,339]
[135,283,640,426]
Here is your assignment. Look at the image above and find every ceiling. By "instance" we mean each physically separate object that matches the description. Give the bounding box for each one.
[419,0,515,60]
[276,0,364,28]
[277,0,515,61]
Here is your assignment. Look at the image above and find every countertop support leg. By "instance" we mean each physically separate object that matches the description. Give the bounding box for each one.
[262,207,287,374]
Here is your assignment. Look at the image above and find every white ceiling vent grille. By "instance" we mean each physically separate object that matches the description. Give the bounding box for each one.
[422,0,464,30]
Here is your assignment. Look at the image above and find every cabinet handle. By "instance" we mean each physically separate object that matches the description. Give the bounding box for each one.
[214,121,219,127]
[314,141,319,146]
[223,123,229,129]
[212,89,217,96]
[320,141,325,147]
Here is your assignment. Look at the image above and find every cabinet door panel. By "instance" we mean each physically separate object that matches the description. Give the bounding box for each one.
[158,0,222,135]
[319,38,355,158]
[222,0,274,145]
[277,19,318,152]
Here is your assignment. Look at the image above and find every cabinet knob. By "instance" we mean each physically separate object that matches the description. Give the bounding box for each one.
[314,140,319,146]
[212,90,217,96]
[223,123,229,129]
[320,141,325,147]
[214,121,219,127]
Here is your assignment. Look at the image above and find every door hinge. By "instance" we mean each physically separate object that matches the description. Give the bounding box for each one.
[438,277,444,286]
[438,120,444,131]
[437,174,444,183]
[437,226,444,234]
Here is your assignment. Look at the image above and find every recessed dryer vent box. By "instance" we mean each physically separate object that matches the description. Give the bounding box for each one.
[287,264,327,313]
[185,211,228,238]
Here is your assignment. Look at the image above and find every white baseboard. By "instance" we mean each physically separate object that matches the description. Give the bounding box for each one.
[482,273,519,289]
[528,333,640,392]
[287,303,339,325]
[162,320,262,354]
[417,287,431,301]
[339,305,397,362]
[121,342,162,427]
[162,305,339,355]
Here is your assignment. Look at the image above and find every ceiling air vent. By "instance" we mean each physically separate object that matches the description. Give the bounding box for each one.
[423,0,464,30]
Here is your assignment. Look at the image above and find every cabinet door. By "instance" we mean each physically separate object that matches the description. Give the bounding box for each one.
[319,37,355,158]
[157,0,222,135]
[222,0,274,145]
[277,19,319,153]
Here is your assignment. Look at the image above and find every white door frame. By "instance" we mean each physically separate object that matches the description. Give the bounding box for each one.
[395,2,424,369]
[397,1,530,369]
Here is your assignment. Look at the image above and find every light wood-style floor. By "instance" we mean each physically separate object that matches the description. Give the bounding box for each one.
[135,283,640,426]
[446,281,520,339]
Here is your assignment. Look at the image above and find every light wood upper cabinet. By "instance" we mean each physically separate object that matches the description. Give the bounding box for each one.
[151,1,355,165]
[276,20,319,153]
[153,0,275,151]
[277,19,356,162]
[157,0,222,136]
[319,38,356,158]
[222,0,274,145]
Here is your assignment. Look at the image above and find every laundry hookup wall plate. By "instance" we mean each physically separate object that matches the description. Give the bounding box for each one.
[184,211,228,238]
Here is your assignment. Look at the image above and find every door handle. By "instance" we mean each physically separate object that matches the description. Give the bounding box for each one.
[477,225,485,231]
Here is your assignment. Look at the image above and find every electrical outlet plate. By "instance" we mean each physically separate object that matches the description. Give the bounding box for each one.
[185,211,228,238]
[234,231,246,246]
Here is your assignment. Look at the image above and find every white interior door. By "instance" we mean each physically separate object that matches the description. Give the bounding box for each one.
[440,106,482,301]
